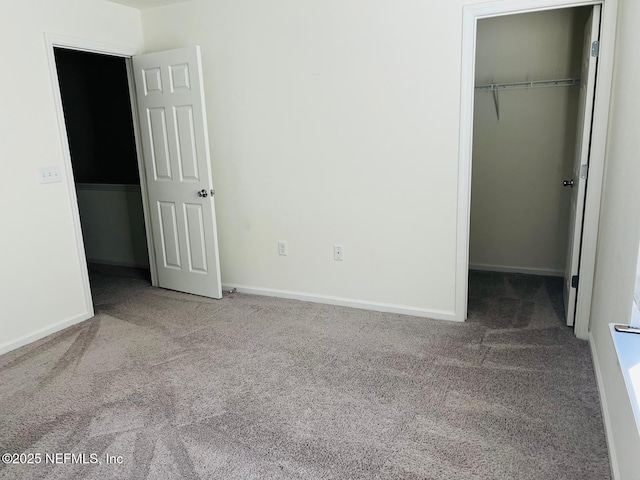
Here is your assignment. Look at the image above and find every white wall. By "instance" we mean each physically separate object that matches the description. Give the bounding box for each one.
[470,8,587,275]
[140,0,493,318]
[0,0,143,353]
[590,0,640,476]
[76,185,149,268]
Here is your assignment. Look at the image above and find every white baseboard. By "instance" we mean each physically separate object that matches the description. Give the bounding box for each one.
[469,263,564,277]
[589,332,620,480]
[0,311,94,356]
[88,259,150,269]
[221,284,458,322]
[75,183,140,193]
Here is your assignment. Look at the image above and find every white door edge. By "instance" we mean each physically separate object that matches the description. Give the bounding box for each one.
[125,59,159,287]
[44,33,158,310]
[564,5,601,327]
[456,0,619,340]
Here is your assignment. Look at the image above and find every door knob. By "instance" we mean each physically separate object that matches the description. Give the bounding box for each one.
[563,179,575,188]
[197,189,208,197]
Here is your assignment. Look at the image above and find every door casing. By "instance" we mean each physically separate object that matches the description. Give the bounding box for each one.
[457,0,619,339]
[45,33,159,318]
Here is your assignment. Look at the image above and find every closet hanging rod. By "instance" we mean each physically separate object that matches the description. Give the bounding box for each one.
[475,78,580,91]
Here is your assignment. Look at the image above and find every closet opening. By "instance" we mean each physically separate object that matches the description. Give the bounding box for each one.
[466,5,598,331]
[53,47,152,293]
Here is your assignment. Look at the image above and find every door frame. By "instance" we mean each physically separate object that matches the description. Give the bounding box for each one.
[456,0,619,339]
[44,33,158,315]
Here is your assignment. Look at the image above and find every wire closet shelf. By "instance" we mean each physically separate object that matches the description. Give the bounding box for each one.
[475,77,580,120]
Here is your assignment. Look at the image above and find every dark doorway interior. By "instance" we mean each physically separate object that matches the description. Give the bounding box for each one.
[54,47,150,279]
[54,48,139,184]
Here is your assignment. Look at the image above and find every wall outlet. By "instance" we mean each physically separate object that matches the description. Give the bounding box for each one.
[278,241,288,256]
[333,245,344,261]
[40,166,62,184]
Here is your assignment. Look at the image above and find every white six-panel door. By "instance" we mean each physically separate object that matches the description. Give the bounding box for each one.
[563,6,600,326]
[132,46,222,299]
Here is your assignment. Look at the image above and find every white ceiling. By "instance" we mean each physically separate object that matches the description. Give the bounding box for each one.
[105,0,191,9]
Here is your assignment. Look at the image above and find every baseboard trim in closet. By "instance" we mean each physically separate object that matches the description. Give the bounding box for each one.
[469,263,563,277]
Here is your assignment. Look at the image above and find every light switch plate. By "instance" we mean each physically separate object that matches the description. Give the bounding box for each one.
[40,166,62,184]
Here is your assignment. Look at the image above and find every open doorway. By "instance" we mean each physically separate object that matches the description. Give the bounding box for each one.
[48,37,223,309]
[457,0,617,339]
[467,7,593,329]
[53,47,151,289]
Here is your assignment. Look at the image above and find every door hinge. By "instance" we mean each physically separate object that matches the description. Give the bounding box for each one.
[580,164,589,179]
[572,275,579,288]
[591,41,600,57]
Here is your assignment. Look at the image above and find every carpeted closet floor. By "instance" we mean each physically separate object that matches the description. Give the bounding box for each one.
[0,270,610,479]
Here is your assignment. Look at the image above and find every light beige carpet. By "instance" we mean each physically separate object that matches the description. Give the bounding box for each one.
[0,271,610,479]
